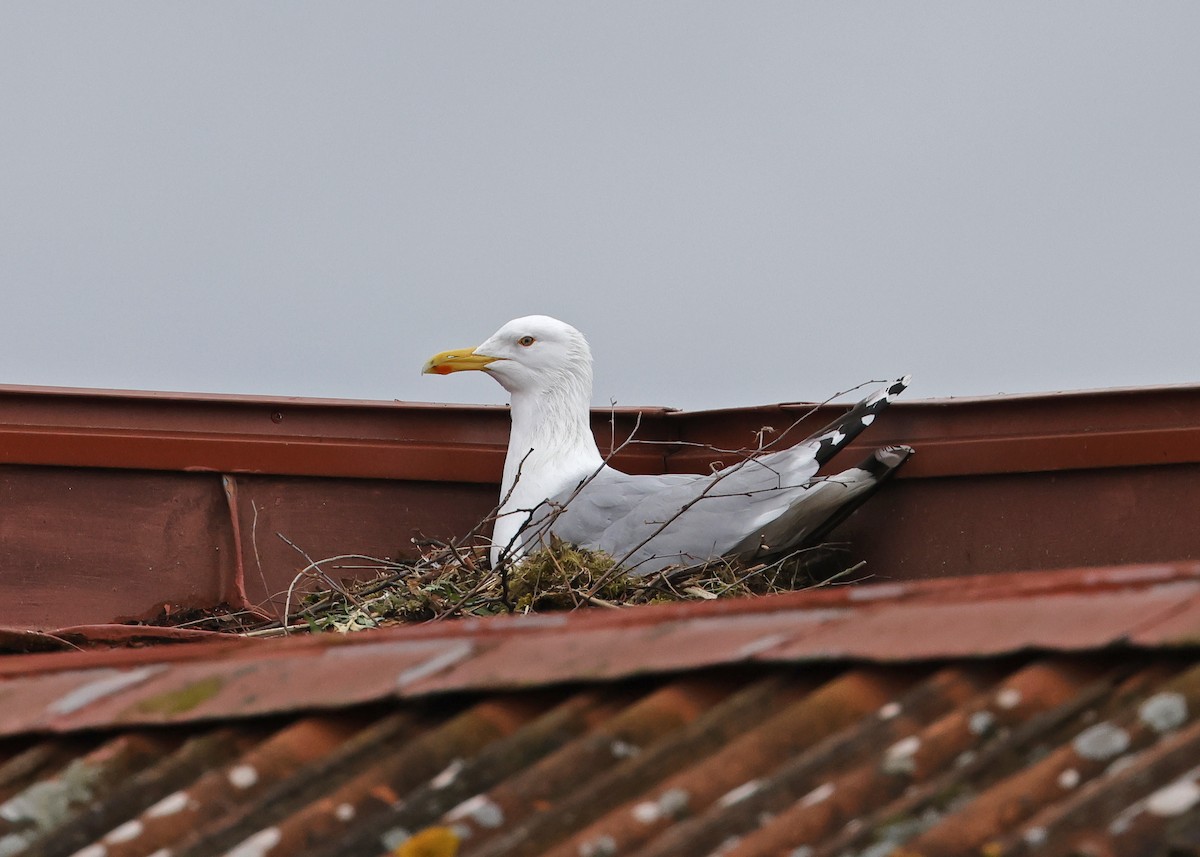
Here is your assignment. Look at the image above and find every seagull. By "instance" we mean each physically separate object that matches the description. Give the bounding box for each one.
[423,315,912,575]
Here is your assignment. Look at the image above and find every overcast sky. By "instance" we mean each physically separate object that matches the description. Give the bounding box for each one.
[1,3,1196,411]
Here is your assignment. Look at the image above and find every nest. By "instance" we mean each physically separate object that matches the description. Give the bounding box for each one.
[154,535,866,637]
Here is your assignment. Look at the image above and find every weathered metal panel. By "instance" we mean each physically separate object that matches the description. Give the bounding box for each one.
[223,474,498,612]
[0,465,235,628]
[0,383,1198,628]
[827,464,1200,580]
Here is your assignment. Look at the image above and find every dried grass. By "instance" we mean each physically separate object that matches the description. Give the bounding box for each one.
[153,535,866,638]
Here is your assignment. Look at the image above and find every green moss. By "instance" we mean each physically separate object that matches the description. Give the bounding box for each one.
[507,539,627,611]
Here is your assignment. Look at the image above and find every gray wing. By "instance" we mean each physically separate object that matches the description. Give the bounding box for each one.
[525,444,824,573]
[534,466,705,550]
[523,376,912,575]
[590,444,911,575]
[592,449,828,573]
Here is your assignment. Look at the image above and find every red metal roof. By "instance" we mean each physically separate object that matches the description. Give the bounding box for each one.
[2,382,1200,853]
[2,382,1199,629]
[2,563,1200,856]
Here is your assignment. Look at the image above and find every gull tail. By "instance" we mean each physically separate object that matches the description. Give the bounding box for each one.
[797,444,914,548]
[807,375,910,468]
[732,444,914,561]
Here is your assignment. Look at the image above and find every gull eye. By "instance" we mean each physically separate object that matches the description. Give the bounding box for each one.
[517,335,536,347]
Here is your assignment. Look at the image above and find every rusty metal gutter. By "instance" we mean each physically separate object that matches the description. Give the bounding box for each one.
[1,382,1198,629]
[668,383,1200,477]
[0,385,672,481]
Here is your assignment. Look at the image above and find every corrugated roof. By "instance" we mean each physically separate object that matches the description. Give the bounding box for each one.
[3,562,1200,857]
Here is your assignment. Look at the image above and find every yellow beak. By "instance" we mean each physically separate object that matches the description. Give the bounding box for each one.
[422,347,499,375]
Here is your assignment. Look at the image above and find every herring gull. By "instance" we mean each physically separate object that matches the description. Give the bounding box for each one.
[423,315,912,574]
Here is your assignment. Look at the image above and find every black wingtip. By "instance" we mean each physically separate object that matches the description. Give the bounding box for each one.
[808,376,911,467]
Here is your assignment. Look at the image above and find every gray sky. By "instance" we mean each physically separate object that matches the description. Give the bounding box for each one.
[1,3,1197,411]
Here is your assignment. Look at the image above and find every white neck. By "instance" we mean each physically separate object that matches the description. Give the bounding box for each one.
[492,371,603,564]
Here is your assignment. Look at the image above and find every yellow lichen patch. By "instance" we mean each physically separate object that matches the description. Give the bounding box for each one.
[131,675,224,716]
[393,826,460,857]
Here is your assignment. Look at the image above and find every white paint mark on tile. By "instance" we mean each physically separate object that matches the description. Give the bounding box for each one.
[225,826,282,857]
[49,666,167,715]
[1023,826,1047,846]
[1106,754,1139,778]
[395,642,474,687]
[431,759,465,789]
[1138,692,1188,733]
[448,822,472,841]
[334,803,355,822]
[718,779,762,808]
[1058,768,1081,790]
[632,786,689,824]
[1146,778,1200,817]
[632,801,661,824]
[737,634,789,658]
[968,710,996,736]
[147,791,190,818]
[659,788,689,817]
[379,827,411,852]
[801,782,835,807]
[106,820,144,844]
[1108,807,1136,836]
[1073,722,1130,761]
[228,765,259,790]
[877,702,902,720]
[508,614,570,628]
[710,835,742,856]
[995,688,1023,709]
[609,739,640,759]
[883,735,921,774]
[578,834,617,857]
[446,794,504,829]
[72,845,107,857]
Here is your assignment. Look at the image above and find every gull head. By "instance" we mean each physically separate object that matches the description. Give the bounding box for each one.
[423,315,593,396]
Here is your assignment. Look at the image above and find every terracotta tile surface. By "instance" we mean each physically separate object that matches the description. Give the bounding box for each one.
[3,562,1200,856]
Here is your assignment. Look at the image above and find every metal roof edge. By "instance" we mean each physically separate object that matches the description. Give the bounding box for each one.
[2,561,1199,736]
